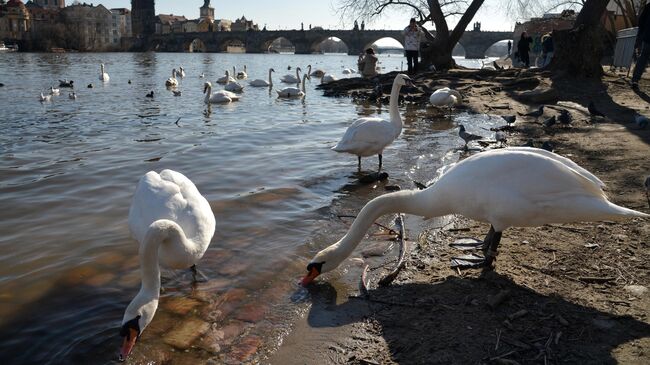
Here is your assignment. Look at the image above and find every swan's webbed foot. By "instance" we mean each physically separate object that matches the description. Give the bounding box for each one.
[190,264,209,283]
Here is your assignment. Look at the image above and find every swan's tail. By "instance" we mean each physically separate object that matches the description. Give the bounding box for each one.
[605,202,649,219]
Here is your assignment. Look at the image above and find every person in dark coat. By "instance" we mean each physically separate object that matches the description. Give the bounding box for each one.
[517,31,533,68]
[632,5,650,89]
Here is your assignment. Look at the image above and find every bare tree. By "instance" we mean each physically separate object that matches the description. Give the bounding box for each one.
[504,0,586,21]
[336,0,485,69]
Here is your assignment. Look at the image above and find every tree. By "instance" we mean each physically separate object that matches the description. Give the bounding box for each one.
[336,0,485,70]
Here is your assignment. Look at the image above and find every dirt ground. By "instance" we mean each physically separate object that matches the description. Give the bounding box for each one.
[268,69,650,364]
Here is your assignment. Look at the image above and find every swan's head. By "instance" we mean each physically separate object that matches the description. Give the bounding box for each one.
[297,67,302,73]
[394,74,414,88]
[270,68,275,73]
[301,243,346,286]
[203,82,212,93]
[119,296,158,361]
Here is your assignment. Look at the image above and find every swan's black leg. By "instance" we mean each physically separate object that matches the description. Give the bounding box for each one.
[378,154,383,172]
[451,226,502,269]
[358,156,362,172]
[482,230,502,270]
[190,264,208,283]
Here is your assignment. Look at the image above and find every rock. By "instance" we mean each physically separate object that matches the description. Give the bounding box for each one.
[234,303,268,323]
[163,296,202,315]
[515,87,558,104]
[229,335,261,363]
[197,328,224,354]
[163,317,210,350]
[624,285,648,297]
[218,320,251,346]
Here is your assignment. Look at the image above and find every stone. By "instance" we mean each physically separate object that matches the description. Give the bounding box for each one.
[197,328,225,354]
[163,317,210,350]
[218,320,251,346]
[163,296,202,315]
[515,87,558,104]
[234,303,268,323]
[624,285,648,297]
[229,335,261,363]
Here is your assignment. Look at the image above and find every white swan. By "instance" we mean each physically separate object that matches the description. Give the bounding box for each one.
[204,81,241,103]
[99,63,110,82]
[165,69,178,87]
[429,87,462,108]
[311,68,325,77]
[176,66,185,78]
[249,68,274,87]
[120,169,215,360]
[342,68,354,75]
[39,92,51,102]
[216,70,236,84]
[236,65,248,80]
[281,67,301,83]
[321,74,337,84]
[301,147,649,285]
[276,74,307,98]
[224,79,244,92]
[306,65,312,79]
[49,86,60,95]
[199,73,205,78]
[331,73,412,172]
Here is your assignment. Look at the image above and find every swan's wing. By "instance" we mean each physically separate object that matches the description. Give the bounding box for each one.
[333,119,395,152]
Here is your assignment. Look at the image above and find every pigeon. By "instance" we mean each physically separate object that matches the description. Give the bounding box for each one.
[519,105,544,118]
[588,101,605,117]
[543,115,556,128]
[172,90,182,96]
[495,131,507,146]
[502,115,516,126]
[87,83,94,88]
[58,80,74,88]
[635,114,649,129]
[645,176,650,208]
[68,92,77,100]
[146,91,154,98]
[458,124,483,148]
[521,139,534,147]
[558,109,572,127]
[541,141,554,152]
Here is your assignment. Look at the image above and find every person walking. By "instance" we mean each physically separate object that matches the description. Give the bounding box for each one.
[357,48,379,78]
[633,4,650,90]
[517,31,533,68]
[507,40,512,55]
[403,18,424,74]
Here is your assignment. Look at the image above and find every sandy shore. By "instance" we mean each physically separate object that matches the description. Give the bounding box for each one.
[269,69,650,364]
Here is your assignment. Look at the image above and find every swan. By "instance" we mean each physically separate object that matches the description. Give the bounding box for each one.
[68,92,77,100]
[310,68,325,77]
[165,69,178,87]
[331,73,412,172]
[306,65,312,79]
[119,169,216,361]
[281,67,301,83]
[177,66,186,78]
[301,147,649,285]
[216,70,236,84]
[429,87,462,108]
[276,74,307,98]
[58,79,74,88]
[342,68,354,74]
[236,65,248,79]
[39,92,51,102]
[99,63,110,82]
[249,68,274,87]
[49,86,60,95]
[321,74,337,84]
[224,80,244,92]
[204,81,241,103]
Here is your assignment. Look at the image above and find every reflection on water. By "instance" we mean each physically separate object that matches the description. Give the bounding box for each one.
[0,52,500,364]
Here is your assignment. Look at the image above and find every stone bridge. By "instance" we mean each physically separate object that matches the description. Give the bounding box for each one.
[147,29,513,59]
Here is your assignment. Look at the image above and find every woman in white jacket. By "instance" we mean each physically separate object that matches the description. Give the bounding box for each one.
[403,18,424,74]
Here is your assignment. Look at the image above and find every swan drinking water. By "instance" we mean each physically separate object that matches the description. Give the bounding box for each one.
[99,63,110,82]
[281,67,301,83]
[249,68,274,87]
[119,170,215,360]
[331,74,412,172]
[203,81,241,103]
[301,148,648,285]
[276,74,307,98]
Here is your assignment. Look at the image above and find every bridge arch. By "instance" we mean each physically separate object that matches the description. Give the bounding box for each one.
[187,38,207,53]
[219,37,246,53]
[364,37,403,54]
[453,43,466,58]
[484,39,513,58]
[263,36,296,54]
[314,36,349,54]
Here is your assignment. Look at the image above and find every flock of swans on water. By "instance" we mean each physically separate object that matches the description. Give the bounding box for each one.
[54,63,646,361]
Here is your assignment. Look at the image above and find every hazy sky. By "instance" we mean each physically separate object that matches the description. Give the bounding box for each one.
[99,0,519,31]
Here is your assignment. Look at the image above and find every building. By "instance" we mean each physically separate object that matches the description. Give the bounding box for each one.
[155,14,186,34]
[214,18,231,31]
[604,0,644,33]
[25,0,62,50]
[0,0,31,40]
[31,0,64,9]
[60,3,112,51]
[231,15,258,32]
[110,8,131,47]
[131,0,154,38]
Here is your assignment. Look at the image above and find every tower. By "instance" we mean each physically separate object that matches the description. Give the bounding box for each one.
[131,0,155,38]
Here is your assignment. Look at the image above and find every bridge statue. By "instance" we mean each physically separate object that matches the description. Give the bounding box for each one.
[203,0,210,7]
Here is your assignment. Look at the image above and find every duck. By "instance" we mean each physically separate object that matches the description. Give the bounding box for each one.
[199,73,205,79]
[429,87,462,108]
[236,65,248,80]
[99,63,110,82]
[249,68,274,87]
[321,74,337,84]
[39,92,51,102]
[58,79,74,88]
[310,68,325,77]
[177,66,186,78]
[331,74,412,172]
[281,67,301,83]
[276,74,307,98]
[49,86,60,95]
[224,80,244,92]
[119,170,216,361]
[203,81,241,104]
[216,70,236,84]
[146,91,154,98]
[68,92,77,100]
[300,147,649,285]
[165,69,178,87]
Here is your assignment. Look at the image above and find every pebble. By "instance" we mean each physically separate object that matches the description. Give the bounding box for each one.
[197,328,224,354]
[163,296,202,315]
[218,320,252,346]
[624,285,648,297]
[229,335,261,362]
[234,303,268,323]
[163,317,210,349]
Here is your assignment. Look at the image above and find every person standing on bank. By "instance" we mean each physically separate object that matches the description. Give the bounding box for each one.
[632,4,650,90]
[517,31,533,68]
[507,40,512,55]
[403,18,424,74]
[358,48,379,78]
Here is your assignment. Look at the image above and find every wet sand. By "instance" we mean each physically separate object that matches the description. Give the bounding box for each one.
[269,69,650,364]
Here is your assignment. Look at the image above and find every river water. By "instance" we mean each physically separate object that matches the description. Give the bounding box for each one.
[0,52,502,364]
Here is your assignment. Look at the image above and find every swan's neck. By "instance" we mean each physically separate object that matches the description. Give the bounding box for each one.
[204,85,211,103]
[333,190,445,259]
[268,69,273,85]
[388,81,403,132]
[301,76,306,93]
[233,67,236,76]
[295,68,300,80]
[139,220,184,294]
[101,65,104,74]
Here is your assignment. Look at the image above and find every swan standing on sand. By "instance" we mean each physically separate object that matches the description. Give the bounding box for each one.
[249,68,274,87]
[99,63,110,82]
[119,170,216,361]
[165,69,178,87]
[276,74,307,98]
[331,74,412,172]
[204,81,241,103]
[281,67,301,83]
[301,147,648,285]
[237,65,248,79]
[216,70,236,84]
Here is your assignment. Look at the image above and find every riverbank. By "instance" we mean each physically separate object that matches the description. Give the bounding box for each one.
[270,69,650,364]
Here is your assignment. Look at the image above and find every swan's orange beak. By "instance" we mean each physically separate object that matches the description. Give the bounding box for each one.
[119,328,139,362]
[300,267,320,286]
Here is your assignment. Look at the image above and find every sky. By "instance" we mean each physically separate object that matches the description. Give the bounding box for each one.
[98,0,520,32]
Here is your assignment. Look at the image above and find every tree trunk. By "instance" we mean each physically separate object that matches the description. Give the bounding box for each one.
[550,0,611,77]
